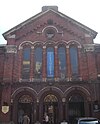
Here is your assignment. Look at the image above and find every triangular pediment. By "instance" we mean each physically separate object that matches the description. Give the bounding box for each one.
[3,7,97,40]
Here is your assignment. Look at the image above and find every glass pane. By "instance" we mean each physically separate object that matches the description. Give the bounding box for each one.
[58,47,66,79]
[44,94,58,102]
[47,47,54,78]
[34,47,42,78]
[19,95,33,103]
[22,48,31,79]
[23,48,30,60]
[70,46,78,75]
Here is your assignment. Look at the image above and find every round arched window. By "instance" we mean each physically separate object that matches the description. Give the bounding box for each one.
[44,94,58,102]
[45,28,55,39]
[19,95,33,103]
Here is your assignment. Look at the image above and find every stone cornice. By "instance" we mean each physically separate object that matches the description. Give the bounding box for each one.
[83,44,95,52]
[6,45,17,53]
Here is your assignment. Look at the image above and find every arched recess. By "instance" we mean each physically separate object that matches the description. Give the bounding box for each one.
[57,44,67,79]
[57,40,67,47]
[69,45,79,76]
[67,40,82,48]
[18,41,33,50]
[33,41,43,47]
[11,87,37,124]
[64,86,91,123]
[34,46,43,79]
[44,41,56,47]
[67,40,82,79]
[11,87,37,99]
[38,86,64,100]
[18,41,33,80]
[42,26,59,33]
[38,86,63,124]
[64,85,91,100]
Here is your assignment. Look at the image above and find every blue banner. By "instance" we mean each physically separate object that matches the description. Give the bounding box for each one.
[47,52,54,77]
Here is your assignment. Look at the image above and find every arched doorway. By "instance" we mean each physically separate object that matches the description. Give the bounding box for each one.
[68,93,85,124]
[43,94,58,124]
[17,95,34,124]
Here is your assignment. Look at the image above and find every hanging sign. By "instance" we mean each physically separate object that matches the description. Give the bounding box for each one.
[2,106,9,114]
[93,101,99,112]
[47,52,54,77]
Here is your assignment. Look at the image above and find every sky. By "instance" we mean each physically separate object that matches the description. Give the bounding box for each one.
[0,0,100,44]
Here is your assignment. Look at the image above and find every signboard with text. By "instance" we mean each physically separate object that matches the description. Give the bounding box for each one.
[47,52,54,77]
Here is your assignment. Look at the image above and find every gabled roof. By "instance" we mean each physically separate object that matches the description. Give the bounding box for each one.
[3,6,97,40]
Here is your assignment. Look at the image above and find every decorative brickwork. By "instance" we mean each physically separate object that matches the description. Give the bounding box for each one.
[0,6,100,124]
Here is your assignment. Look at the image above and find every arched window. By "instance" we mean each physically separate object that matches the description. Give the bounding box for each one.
[70,46,79,75]
[44,94,58,102]
[47,47,54,78]
[58,46,66,79]
[68,93,85,123]
[69,94,84,102]
[34,47,42,78]
[22,47,31,79]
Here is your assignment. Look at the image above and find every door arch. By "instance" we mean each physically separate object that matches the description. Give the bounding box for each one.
[43,94,59,124]
[17,94,34,124]
[68,93,85,124]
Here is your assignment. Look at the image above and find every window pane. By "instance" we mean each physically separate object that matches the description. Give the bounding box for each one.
[58,47,66,79]
[22,47,31,79]
[23,48,30,60]
[70,46,78,75]
[34,47,42,78]
[47,47,54,78]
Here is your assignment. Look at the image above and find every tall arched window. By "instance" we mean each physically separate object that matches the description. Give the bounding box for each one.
[58,46,66,79]
[47,47,54,78]
[70,45,79,75]
[22,47,31,79]
[34,47,42,78]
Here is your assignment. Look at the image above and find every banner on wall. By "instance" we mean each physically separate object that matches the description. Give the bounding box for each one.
[47,52,54,77]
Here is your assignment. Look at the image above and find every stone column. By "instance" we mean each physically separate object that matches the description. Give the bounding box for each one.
[62,98,66,120]
[42,46,46,81]
[36,98,39,121]
[18,46,23,81]
[66,46,71,81]
[54,46,59,81]
[78,47,82,80]
[30,46,34,81]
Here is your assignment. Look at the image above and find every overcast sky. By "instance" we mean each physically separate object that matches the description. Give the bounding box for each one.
[0,0,100,44]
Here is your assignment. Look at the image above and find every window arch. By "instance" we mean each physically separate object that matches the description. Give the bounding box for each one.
[22,47,31,79]
[47,47,54,78]
[34,47,42,79]
[69,45,79,75]
[19,95,33,103]
[58,46,66,79]
[44,94,58,102]
[69,94,84,102]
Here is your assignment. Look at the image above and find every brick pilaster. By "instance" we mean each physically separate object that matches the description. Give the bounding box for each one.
[54,46,59,80]
[66,46,71,80]
[42,46,46,81]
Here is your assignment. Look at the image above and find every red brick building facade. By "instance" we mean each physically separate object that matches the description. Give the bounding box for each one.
[0,6,100,124]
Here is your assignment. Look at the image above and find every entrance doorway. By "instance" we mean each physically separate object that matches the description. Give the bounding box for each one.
[17,95,33,124]
[43,94,58,124]
[68,94,85,124]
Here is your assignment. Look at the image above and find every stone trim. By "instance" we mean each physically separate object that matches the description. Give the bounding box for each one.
[6,45,17,53]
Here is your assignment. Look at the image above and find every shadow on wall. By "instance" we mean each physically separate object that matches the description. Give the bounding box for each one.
[0,122,14,124]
